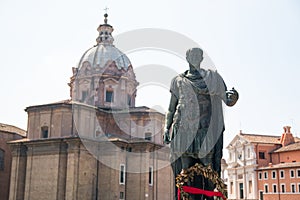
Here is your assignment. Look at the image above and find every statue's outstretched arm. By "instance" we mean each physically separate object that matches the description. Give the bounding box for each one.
[163,93,178,144]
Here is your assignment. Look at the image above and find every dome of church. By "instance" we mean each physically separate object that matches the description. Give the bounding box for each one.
[78,45,131,70]
[69,13,138,108]
[77,13,131,71]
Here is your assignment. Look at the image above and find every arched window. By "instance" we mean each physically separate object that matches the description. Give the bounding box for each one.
[119,164,125,184]
[0,149,4,171]
[41,126,49,138]
[149,166,153,186]
[127,94,132,106]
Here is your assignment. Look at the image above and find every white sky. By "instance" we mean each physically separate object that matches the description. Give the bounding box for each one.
[1,0,300,155]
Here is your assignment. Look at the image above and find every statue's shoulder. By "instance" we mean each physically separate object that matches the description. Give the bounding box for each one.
[172,71,187,81]
[169,72,187,92]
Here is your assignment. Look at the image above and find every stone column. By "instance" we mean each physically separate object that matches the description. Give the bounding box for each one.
[23,146,33,200]
[252,170,258,200]
[233,170,237,200]
[99,80,105,106]
[56,142,68,199]
[65,139,81,200]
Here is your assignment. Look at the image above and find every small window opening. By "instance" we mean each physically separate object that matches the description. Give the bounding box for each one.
[120,164,125,184]
[0,149,4,171]
[127,94,132,106]
[82,91,88,102]
[259,152,265,159]
[149,166,153,185]
[106,90,114,102]
[41,126,49,138]
[145,132,152,141]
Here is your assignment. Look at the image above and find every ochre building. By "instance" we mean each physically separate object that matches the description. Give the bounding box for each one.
[226,126,300,200]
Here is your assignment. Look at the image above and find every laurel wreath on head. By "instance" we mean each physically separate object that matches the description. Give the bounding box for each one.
[176,163,227,200]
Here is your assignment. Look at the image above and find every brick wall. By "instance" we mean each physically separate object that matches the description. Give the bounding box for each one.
[0,131,23,200]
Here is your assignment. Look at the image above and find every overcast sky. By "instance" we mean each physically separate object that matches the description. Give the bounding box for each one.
[1,0,300,154]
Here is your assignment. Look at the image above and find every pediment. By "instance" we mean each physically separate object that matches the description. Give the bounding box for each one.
[79,79,91,85]
[78,61,92,75]
[230,162,242,168]
[103,78,119,84]
[123,67,135,79]
[227,134,248,148]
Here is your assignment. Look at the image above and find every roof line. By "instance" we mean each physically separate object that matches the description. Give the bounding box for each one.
[240,132,280,138]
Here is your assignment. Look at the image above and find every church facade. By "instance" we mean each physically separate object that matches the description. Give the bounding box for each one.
[8,14,173,200]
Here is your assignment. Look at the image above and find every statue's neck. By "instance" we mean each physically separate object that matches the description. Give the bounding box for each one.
[188,65,200,76]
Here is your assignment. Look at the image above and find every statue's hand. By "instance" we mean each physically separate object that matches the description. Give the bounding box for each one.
[226,87,239,106]
[163,129,171,144]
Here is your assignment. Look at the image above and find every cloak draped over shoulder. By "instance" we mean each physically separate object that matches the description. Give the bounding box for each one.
[169,69,227,159]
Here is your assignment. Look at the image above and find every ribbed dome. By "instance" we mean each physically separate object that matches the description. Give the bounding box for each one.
[78,44,131,70]
[78,13,131,71]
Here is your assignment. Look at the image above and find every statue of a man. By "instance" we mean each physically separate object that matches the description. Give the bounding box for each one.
[164,47,238,200]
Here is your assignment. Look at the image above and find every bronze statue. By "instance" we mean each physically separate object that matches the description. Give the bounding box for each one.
[163,47,238,200]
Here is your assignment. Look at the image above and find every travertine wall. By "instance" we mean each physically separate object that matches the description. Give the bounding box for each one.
[26,103,164,144]
[9,138,173,200]
[26,104,74,140]
[10,102,170,200]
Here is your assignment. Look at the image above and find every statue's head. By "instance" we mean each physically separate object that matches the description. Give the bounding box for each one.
[186,47,203,69]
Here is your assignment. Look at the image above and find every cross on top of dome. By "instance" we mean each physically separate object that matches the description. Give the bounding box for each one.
[104,7,109,24]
